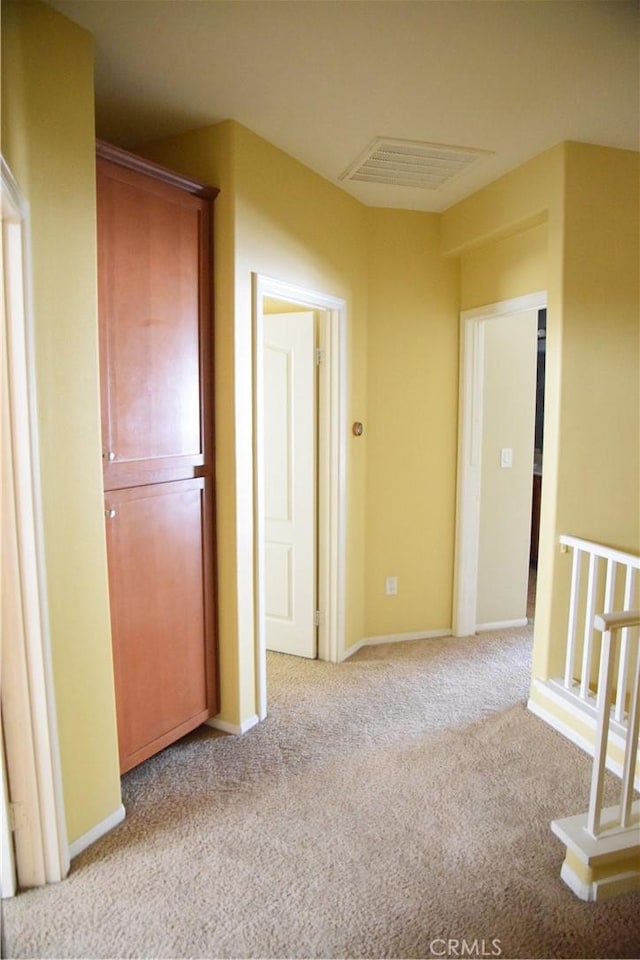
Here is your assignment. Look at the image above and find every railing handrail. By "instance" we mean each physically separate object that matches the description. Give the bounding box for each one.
[560,534,640,569]
[594,610,640,632]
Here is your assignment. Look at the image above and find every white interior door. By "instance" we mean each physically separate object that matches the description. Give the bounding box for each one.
[263,311,316,658]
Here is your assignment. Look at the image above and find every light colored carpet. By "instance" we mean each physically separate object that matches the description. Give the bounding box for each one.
[2,626,639,959]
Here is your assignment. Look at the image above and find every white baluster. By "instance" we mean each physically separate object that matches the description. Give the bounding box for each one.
[565,546,582,690]
[581,553,599,700]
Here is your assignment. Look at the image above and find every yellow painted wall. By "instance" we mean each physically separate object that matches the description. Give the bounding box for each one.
[546,143,640,676]
[233,124,369,661]
[140,123,246,725]
[477,311,538,626]
[444,150,560,678]
[1,1,121,842]
[144,130,640,711]
[460,223,548,310]
[365,210,459,635]
[144,120,369,717]
[452,195,554,656]
[441,148,557,258]
[443,142,639,686]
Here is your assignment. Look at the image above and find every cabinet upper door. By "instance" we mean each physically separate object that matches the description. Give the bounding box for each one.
[97,156,212,490]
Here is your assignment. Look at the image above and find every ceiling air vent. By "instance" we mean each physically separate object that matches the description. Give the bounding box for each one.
[339,137,493,190]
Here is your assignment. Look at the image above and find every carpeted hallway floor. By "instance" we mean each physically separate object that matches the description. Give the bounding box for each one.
[2,626,639,959]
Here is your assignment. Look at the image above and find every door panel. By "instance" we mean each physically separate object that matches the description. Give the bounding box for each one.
[265,543,293,618]
[105,479,214,773]
[99,175,202,461]
[263,312,316,658]
[97,156,211,490]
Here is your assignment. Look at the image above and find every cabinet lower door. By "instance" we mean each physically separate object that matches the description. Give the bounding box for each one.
[105,479,216,773]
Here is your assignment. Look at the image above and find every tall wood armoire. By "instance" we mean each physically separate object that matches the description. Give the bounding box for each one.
[96,141,219,773]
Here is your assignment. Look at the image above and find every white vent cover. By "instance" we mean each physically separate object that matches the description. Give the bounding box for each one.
[340,137,493,190]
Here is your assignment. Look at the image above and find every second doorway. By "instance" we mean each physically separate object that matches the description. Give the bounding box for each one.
[263,306,318,659]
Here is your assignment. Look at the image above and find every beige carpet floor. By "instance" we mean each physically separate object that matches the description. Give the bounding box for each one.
[2,626,639,959]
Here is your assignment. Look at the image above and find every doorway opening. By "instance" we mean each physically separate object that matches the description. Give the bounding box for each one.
[252,275,347,721]
[453,291,547,637]
[527,307,546,622]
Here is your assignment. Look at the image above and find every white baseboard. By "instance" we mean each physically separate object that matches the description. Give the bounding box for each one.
[476,617,528,632]
[528,679,640,791]
[527,695,596,758]
[207,714,260,736]
[341,628,451,661]
[69,803,125,860]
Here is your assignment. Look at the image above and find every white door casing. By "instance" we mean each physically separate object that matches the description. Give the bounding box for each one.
[0,742,16,898]
[253,274,347,721]
[453,291,547,637]
[1,157,69,895]
[263,312,316,658]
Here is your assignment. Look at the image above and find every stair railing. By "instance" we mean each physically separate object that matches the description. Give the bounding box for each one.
[559,535,639,722]
[587,609,640,837]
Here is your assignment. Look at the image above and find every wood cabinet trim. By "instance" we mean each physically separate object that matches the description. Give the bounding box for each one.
[96,139,220,200]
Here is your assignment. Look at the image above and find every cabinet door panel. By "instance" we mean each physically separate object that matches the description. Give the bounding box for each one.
[105,479,215,773]
[98,162,208,479]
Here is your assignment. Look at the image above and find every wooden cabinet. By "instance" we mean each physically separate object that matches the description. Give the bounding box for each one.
[96,142,219,773]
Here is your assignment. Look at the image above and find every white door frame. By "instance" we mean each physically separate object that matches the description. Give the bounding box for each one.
[1,743,16,897]
[1,157,69,894]
[453,290,547,637]
[252,274,347,720]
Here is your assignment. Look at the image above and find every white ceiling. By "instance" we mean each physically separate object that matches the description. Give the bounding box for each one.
[47,0,639,212]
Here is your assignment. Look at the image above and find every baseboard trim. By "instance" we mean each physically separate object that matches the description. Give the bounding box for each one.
[207,714,260,736]
[341,628,451,661]
[528,680,640,791]
[528,694,596,758]
[69,803,125,860]
[476,617,528,632]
